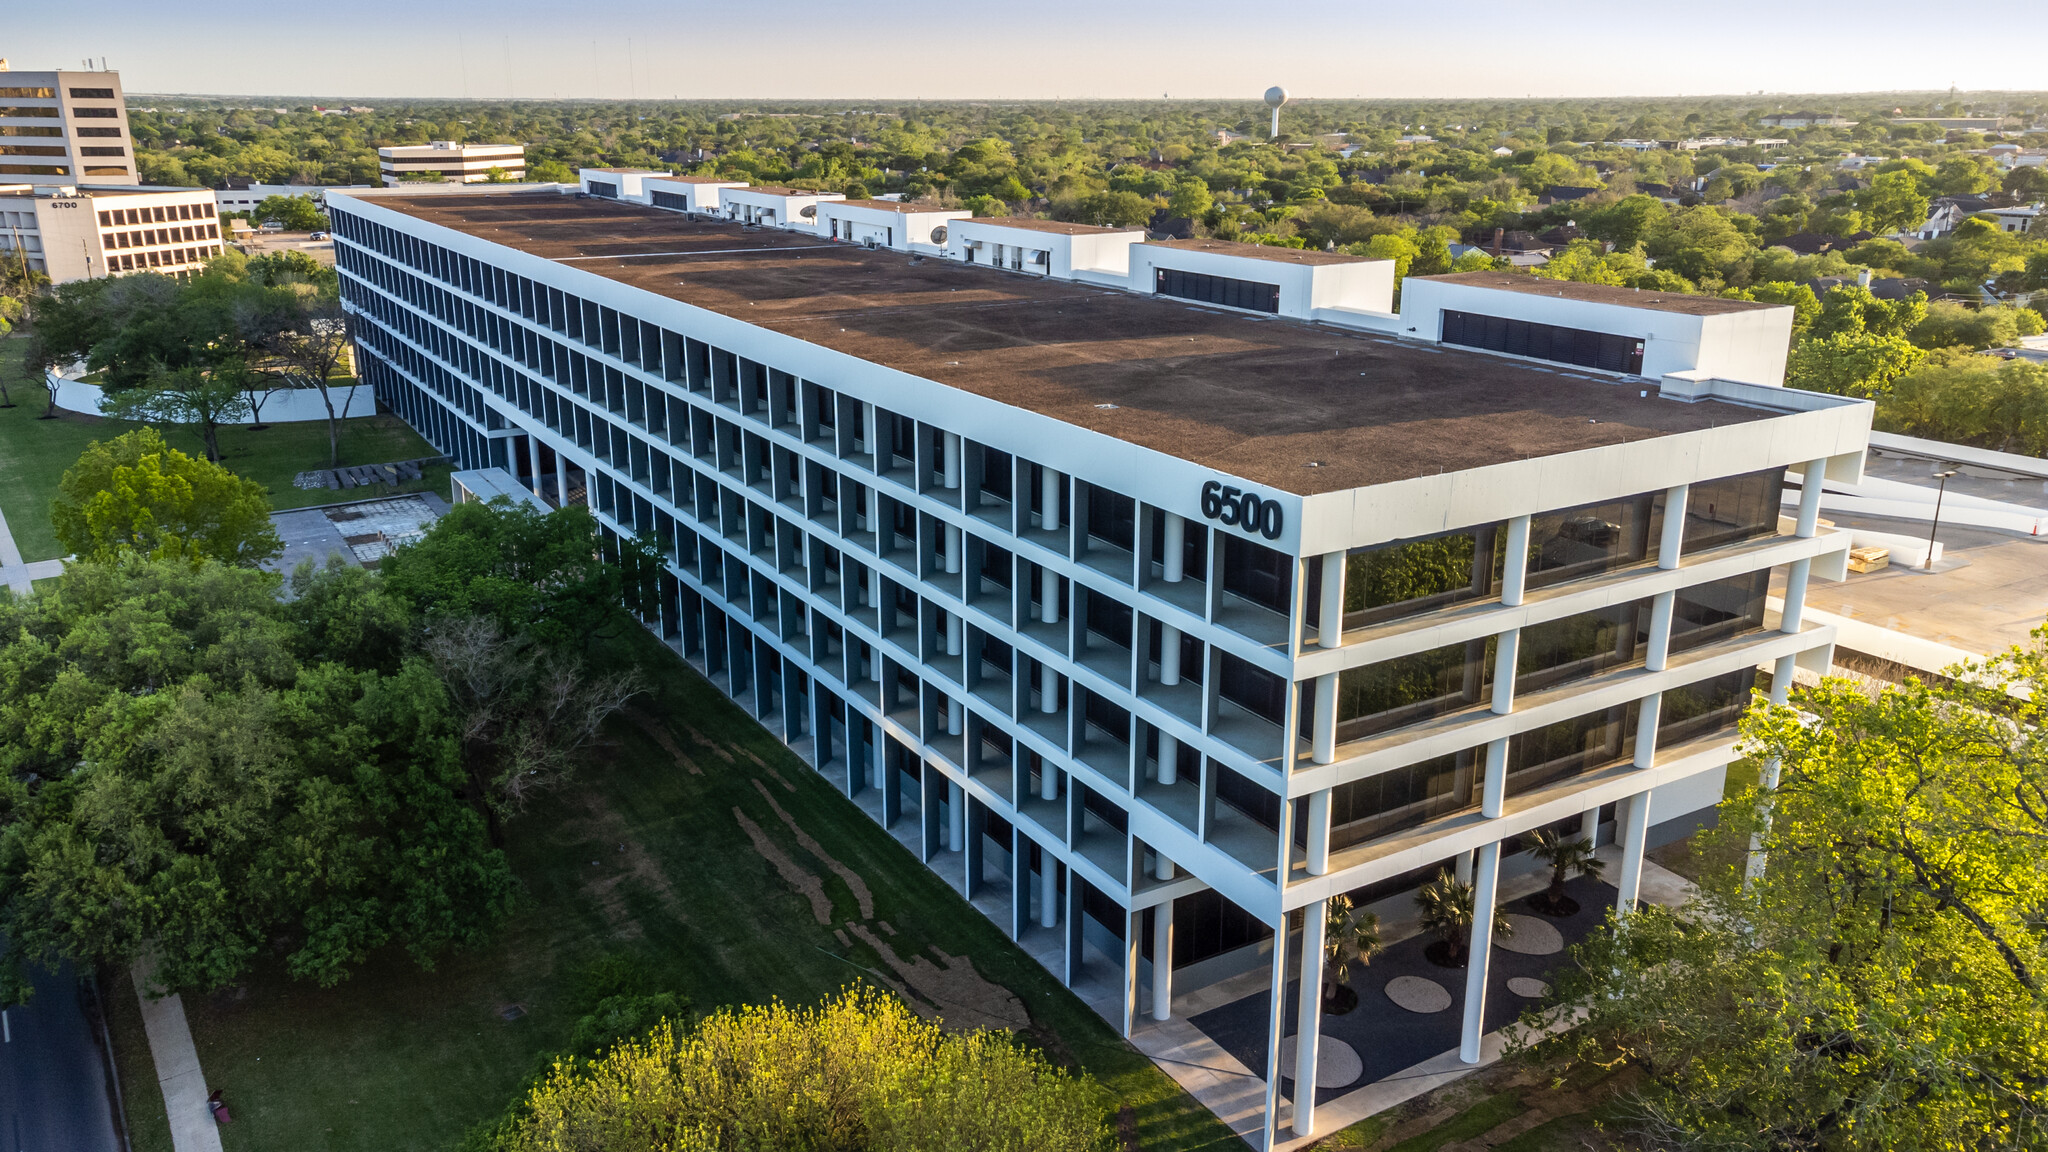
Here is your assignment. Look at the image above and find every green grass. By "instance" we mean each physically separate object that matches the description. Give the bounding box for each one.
[122,626,1237,1152]
[1385,1093,1526,1152]
[0,337,444,562]
[101,964,175,1152]
[1318,1112,1393,1148]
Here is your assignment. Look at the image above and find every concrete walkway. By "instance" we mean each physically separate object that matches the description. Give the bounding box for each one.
[131,957,223,1152]
[0,501,63,595]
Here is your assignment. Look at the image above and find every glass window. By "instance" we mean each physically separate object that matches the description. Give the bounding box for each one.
[1339,524,1504,628]
[1525,493,1661,590]
[1505,700,1641,796]
[1667,569,1770,655]
[1215,764,1280,830]
[1223,534,1290,614]
[1219,652,1286,726]
[1327,746,1484,850]
[1682,468,1786,553]
[1516,599,1648,693]
[1086,485,1135,551]
[1335,635,1495,742]
[1657,666,1758,749]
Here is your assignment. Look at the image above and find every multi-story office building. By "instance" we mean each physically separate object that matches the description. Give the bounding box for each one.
[0,66,136,186]
[327,184,1869,1146]
[377,141,526,186]
[1,183,224,282]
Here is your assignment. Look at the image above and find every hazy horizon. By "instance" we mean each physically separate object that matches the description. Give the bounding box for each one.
[9,0,2035,104]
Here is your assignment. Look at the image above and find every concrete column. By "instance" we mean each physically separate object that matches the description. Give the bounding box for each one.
[1454,850,1474,885]
[1499,515,1532,606]
[1040,566,1060,625]
[1158,731,1179,786]
[1781,557,1812,634]
[869,725,885,790]
[1318,552,1345,648]
[1312,674,1339,763]
[944,523,962,574]
[1159,624,1182,685]
[1039,661,1059,715]
[1482,738,1509,818]
[527,434,543,492]
[1769,652,1794,708]
[861,401,877,456]
[1797,458,1826,536]
[948,779,964,849]
[1747,654,1801,886]
[1040,759,1059,803]
[555,452,570,511]
[1259,917,1292,1151]
[1040,466,1061,532]
[1163,513,1186,581]
[1293,896,1328,1137]
[943,431,962,489]
[1124,909,1142,1038]
[1645,591,1676,672]
[945,611,963,656]
[1154,847,1174,882]
[1151,901,1174,1021]
[1490,630,1519,715]
[1460,840,1502,1064]
[1039,851,1058,929]
[1658,484,1690,569]
[947,697,964,736]
[1632,692,1663,769]
[1305,788,1331,876]
[1616,791,1651,914]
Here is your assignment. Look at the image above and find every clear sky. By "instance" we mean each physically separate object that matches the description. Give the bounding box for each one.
[6,0,2031,101]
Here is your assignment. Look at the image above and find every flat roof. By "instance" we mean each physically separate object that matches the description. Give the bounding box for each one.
[827,199,964,215]
[964,217,1143,237]
[1143,237,1367,267]
[724,185,835,199]
[357,192,1775,497]
[586,167,666,175]
[1412,271,1781,316]
[649,175,745,185]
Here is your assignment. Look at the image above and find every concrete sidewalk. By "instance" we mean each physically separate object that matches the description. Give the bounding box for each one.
[0,501,63,595]
[132,957,224,1152]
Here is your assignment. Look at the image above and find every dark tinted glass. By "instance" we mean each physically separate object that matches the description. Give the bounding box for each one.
[1657,666,1758,749]
[1341,524,1503,627]
[1525,494,1661,589]
[1667,569,1770,655]
[1517,599,1649,692]
[1327,746,1484,850]
[1683,468,1786,553]
[1505,699,1641,795]
[1335,635,1496,742]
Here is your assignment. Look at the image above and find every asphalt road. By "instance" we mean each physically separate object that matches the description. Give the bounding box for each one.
[0,956,121,1152]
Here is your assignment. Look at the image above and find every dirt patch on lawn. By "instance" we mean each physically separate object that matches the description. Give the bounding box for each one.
[567,794,687,937]
[740,746,796,792]
[733,807,834,925]
[844,923,1030,1034]
[629,711,702,775]
[751,779,875,919]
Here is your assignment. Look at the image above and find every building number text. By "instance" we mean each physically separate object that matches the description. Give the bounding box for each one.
[1200,481,1283,540]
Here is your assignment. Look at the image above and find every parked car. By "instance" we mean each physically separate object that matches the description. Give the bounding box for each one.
[309,231,330,241]
[259,221,285,232]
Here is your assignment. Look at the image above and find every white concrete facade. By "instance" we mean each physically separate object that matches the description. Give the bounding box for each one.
[0,183,224,283]
[718,186,845,230]
[643,176,749,214]
[213,182,365,215]
[578,168,668,201]
[0,69,136,186]
[815,199,970,254]
[946,218,1145,280]
[1129,241,1398,322]
[327,184,1872,1147]
[378,142,525,186]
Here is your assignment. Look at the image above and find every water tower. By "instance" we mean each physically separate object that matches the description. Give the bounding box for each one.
[1264,86,1289,139]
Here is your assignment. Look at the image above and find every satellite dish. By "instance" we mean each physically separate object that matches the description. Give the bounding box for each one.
[1263,86,1289,139]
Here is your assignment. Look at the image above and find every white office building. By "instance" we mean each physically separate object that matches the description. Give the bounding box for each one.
[378,141,526,186]
[0,66,136,186]
[327,183,1869,1146]
[1,183,224,282]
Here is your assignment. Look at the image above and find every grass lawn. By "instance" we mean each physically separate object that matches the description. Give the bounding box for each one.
[107,625,1239,1152]
[0,337,444,563]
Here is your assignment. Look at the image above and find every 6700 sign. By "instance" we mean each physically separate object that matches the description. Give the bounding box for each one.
[1200,481,1284,540]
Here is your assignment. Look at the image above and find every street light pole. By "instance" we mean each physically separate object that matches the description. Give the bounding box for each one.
[1923,469,1958,570]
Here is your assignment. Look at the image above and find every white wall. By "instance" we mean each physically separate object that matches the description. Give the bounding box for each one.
[1128,244,1395,320]
[52,372,376,423]
[643,177,744,214]
[818,204,967,253]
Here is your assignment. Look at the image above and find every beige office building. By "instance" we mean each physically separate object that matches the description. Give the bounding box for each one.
[377,141,526,186]
[1,184,224,283]
[0,66,137,186]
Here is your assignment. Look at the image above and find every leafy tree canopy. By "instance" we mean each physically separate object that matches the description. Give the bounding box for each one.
[51,428,282,567]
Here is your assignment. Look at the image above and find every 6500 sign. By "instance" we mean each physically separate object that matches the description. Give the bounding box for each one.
[1200,481,1284,540]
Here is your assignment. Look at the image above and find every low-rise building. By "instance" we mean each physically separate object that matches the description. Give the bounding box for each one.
[0,66,136,186]
[214,180,367,215]
[815,199,969,253]
[644,175,750,214]
[378,141,526,186]
[0,182,224,282]
[578,168,669,200]
[718,185,844,230]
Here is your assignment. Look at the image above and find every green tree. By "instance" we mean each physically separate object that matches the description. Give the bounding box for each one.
[529,159,574,184]
[1050,190,1153,230]
[503,988,1105,1152]
[1881,351,2048,454]
[50,429,282,566]
[1911,300,2047,350]
[251,193,327,231]
[1525,828,1606,913]
[1859,168,1931,235]
[1166,178,1213,220]
[1785,332,1926,398]
[1746,281,1822,330]
[101,360,256,463]
[0,558,517,996]
[1526,631,2048,1149]
[1415,870,1511,966]
[1322,896,1381,1009]
[1810,283,1927,340]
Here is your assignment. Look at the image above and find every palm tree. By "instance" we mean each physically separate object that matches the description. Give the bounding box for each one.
[1527,829,1607,915]
[1321,896,1380,1013]
[1416,870,1513,967]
